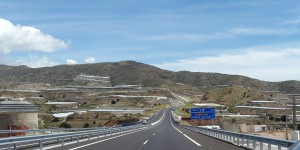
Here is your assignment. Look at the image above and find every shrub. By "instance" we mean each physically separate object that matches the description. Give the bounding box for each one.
[52,118,60,122]
[111,100,117,104]
[281,115,287,122]
[275,117,281,121]
[59,122,72,128]
[231,118,237,123]
[83,123,90,128]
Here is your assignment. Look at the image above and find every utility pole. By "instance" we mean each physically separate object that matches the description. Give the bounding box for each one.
[285,103,289,140]
[286,94,300,141]
[293,96,297,131]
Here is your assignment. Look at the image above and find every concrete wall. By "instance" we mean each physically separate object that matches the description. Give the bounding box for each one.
[0,113,38,130]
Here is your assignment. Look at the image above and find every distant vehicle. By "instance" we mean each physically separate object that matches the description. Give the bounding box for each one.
[142,120,147,124]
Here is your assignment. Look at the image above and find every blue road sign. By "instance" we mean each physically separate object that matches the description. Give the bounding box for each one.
[190,108,215,113]
[191,112,215,119]
[190,107,215,120]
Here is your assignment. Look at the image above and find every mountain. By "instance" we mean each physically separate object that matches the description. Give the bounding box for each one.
[0,61,300,94]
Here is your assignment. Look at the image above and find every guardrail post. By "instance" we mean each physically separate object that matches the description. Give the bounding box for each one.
[13,144,16,150]
[8,144,11,150]
[260,142,263,150]
[278,145,281,150]
[247,139,249,147]
[268,143,271,150]
[77,136,79,143]
[39,140,43,150]
[253,140,256,149]
[237,136,240,145]
[241,138,244,146]
[61,138,64,146]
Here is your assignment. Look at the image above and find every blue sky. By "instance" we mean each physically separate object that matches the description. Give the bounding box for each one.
[1,0,300,81]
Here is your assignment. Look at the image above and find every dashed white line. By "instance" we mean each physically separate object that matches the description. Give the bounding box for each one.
[153,133,156,135]
[143,140,149,145]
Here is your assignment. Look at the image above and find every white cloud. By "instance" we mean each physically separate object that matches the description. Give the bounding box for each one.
[85,57,96,63]
[229,27,300,35]
[133,27,300,42]
[0,18,69,53]
[282,17,300,25]
[14,54,57,68]
[154,47,300,82]
[66,59,77,65]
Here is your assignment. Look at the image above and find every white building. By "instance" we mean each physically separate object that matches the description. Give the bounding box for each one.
[287,115,300,122]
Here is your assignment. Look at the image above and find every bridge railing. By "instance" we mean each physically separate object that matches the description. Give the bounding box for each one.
[0,127,113,136]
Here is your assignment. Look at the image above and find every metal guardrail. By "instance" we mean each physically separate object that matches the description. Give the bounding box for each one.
[0,110,165,150]
[169,109,296,150]
[0,124,149,150]
[0,127,108,135]
[180,125,296,150]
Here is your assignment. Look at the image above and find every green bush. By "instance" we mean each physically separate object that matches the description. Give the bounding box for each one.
[52,118,60,122]
[83,123,90,128]
[59,122,72,128]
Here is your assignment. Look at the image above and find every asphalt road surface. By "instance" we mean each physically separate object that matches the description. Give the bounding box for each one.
[43,110,246,150]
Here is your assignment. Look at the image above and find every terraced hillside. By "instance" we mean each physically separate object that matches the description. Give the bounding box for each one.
[0,61,300,94]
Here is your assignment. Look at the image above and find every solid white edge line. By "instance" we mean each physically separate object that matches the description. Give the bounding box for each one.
[183,134,202,146]
[143,140,148,145]
[170,111,201,146]
[69,129,142,150]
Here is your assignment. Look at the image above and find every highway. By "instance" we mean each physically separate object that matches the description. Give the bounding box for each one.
[37,110,245,150]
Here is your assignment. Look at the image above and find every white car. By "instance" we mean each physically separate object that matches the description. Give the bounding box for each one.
[142,120,147,124]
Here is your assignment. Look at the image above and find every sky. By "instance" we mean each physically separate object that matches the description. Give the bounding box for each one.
[1,0,300,82]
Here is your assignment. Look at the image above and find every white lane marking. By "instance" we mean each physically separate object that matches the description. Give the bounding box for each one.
[171,120,182,134]
[69,130,142,150]
[143,140,148,145]
[183,134,202,146]
[41,127,148,150]
[170,112,201,146]
[153,133,156,135]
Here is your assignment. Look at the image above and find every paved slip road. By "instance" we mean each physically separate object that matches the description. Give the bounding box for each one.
[45,110,245,150]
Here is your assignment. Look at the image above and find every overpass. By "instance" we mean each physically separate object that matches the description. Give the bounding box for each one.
[0,109,297,150]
